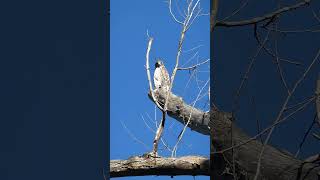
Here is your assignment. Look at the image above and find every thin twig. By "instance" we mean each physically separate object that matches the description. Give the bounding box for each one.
[312,9,320,23]
[295,114,316,157]
[284,96,315,112]
[182,66,198,95]
[164,0,201,113]
[177,59,210,70]
[266,26,320,33]
[253,48,320,180]
[313,133,320,140]
[251,96,263,143]
[220,0,250,22]
[229,17,271,180]
[145,37,164,111]
[168,0,184,24]
[172,78,209,157]
[213,96,316,154]
[181,51,199,68]
[183,44,203,53]
[141,114,156,134]
[216,0,311,27]
[120,120,150,150]
[174,0,186,20]
[233,28,271,114]
[254,24,303,66]
[274,22,291,95]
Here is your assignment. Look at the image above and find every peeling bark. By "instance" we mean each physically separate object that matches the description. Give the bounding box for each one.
[110,156,209,177]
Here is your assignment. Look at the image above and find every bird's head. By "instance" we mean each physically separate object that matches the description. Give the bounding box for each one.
[155,60,164,68]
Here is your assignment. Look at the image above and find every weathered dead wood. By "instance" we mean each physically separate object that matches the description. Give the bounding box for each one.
[154,90,320,179]
[110,156,209,177]
[148,89,210,135]
[110,90,319,179]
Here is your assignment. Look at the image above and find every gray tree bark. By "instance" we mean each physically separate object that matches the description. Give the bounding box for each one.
[110,156,209,177]
[110,90,320,179]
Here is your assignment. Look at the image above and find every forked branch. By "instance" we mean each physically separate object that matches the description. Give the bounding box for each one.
[216,0,311,27]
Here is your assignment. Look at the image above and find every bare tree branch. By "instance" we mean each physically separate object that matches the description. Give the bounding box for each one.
[210,0,219,31]
[214,96,316,154]
[148,90,210,135]
[172,78,209,157]
[177,59,210,70]
[110,84,319,179]
[253,47,320,180]
[313,133,320,140]
[152,0,204,156]
[266,26,320,33]
[210,110,320,180]
[216,0,311,27]
[274,29,291,95]
[168,0,184,24]
[254,25,303,66]
[220,0,250,22]
[294,114,316,157]
[145,37,164,112]
[110,155,209,177]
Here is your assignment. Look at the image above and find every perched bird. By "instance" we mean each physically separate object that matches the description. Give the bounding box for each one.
[154,60,170,92]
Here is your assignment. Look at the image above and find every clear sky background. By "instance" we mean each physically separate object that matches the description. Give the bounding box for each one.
[111,1,210,180]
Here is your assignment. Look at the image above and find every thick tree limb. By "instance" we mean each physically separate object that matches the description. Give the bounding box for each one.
[149,89,210,135]
[151,90,320,179]
[216,0,311,27]
[110,89,319,179]
[209,110,320,180]
[110,156,209,177]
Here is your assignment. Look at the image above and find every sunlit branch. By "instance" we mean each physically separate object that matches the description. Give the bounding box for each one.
[177,59,210,70]
[145,37,164,111]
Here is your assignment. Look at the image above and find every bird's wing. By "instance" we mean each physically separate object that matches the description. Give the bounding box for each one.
[161,66,170,90]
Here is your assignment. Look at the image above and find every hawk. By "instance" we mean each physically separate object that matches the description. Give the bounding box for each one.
[154,60,170,92]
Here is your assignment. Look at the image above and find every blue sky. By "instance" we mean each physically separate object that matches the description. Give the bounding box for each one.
[111,0,210,179]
